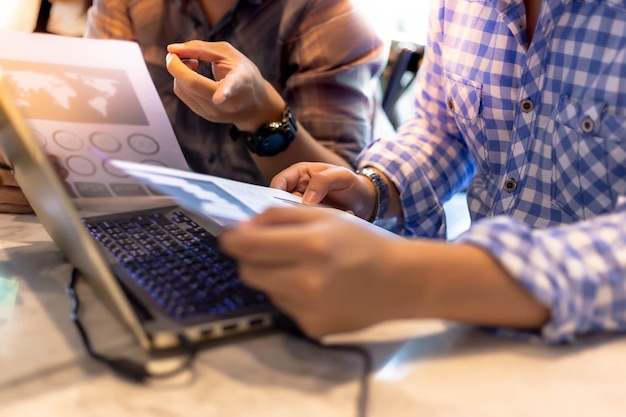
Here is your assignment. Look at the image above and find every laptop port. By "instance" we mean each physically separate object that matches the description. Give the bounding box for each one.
[200,328,213,337]
[249,318,264,328]
[222,323,238,333]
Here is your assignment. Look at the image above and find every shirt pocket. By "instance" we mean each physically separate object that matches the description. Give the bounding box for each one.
[552,95,626,220]
[443,72,490,170]
[444,72,482,122]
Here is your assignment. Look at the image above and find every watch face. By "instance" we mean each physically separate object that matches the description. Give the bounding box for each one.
[232,107,297,156]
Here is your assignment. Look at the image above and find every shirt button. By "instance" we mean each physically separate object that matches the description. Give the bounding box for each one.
[520,99,534,113]
[447,98,455,111]
[504,178,517,193]
[581,116,595,133]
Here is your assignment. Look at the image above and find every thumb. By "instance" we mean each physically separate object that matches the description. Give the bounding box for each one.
[301,166,358,204]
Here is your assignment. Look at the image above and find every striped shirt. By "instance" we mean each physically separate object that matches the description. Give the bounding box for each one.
[359,0,626,343]
[86,0,388,184]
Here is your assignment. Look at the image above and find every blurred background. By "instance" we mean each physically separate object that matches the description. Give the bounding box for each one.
[0,0,432,129]
[0,0,431,43]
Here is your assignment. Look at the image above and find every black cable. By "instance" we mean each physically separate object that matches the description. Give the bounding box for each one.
[275,316,372,417]
[67,267,198,383]
[310,341,372,417]
[68,268,371,415]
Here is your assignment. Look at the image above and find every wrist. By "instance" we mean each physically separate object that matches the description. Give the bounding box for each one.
[371,239,434,321]
[234,81,284,133]
[354,174,377,221]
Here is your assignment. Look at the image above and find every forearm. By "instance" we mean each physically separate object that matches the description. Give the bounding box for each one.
[234,82,353,181]
[384,239,550,329]
[252,124,353,182]
[455,212,626,343]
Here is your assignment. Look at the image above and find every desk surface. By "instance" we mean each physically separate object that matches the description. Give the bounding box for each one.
[0,213,625,417]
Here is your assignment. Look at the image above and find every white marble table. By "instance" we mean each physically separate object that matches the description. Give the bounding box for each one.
[0,213,625,417]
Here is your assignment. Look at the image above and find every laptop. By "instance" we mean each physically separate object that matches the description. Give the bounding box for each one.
[0,77,282,351]
[0,32,401,353]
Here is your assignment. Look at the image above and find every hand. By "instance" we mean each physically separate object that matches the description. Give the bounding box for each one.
[220,206,404,338]
[0,166,31,214]
[165,41,286,133]
[270,162,377,221]
[0,155,68,214]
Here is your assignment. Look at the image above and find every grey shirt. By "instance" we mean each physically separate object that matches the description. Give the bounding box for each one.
[86,0,388,184]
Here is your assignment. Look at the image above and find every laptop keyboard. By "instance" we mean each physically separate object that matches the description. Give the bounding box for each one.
[84,209,268,320]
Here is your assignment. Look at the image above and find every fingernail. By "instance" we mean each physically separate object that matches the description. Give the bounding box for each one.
[213,94,226,105]
[303,190,319,204]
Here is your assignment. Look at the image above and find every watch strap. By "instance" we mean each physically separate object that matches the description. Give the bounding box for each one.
[356,167,390,222]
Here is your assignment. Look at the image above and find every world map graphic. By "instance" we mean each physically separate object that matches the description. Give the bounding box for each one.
[0,59,148,125]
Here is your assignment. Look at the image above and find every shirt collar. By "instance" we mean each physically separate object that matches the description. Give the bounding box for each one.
[176,0,187,12]
[176,0,263,12]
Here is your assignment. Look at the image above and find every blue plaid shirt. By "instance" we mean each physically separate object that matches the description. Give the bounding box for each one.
[359,0,626,343]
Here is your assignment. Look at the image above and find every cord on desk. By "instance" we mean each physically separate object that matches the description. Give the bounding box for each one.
[312,341,372,417]
[68,268,372,416]
[67,267,198,383]
[275,315,373,417]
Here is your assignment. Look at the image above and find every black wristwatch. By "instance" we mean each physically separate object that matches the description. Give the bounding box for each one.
[229,106,298,157]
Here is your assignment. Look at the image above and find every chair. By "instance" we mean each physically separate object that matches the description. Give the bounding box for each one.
[381,43,423,128]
